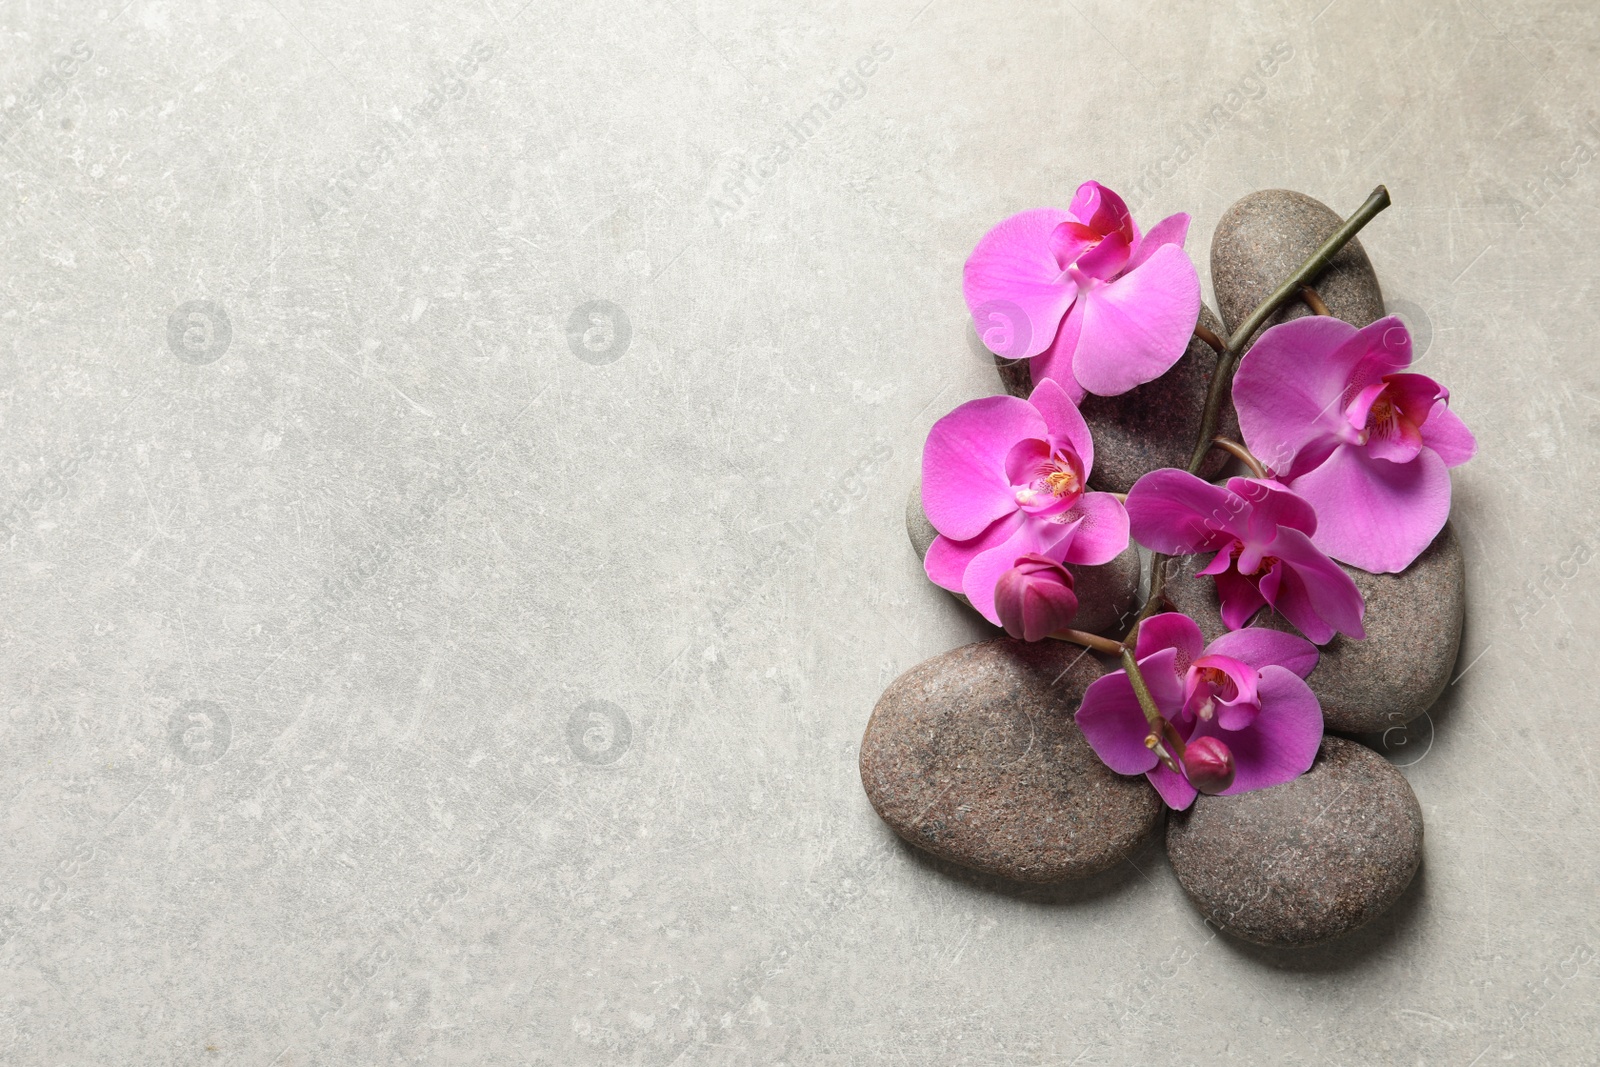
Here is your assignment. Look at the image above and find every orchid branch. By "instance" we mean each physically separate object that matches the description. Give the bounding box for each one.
[1212,436,1267,479]
[1192,323,1226,355]
[1298,284,1331,316]
[1050,629,1127,655]
[1184,184,1391,475]
[1124,185,1393,643]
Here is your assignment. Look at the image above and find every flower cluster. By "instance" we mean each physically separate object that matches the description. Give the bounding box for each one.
[916,180,1476,807]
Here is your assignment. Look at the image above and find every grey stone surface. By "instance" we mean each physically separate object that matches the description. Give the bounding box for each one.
[994,351,1033,399]
[861,639,1161,882]
[0,2,1592,1062]
[1080,305,1240,491]
[1258,524,1466,733]
[906,480,1140,635]
[1212,188,1387,347]
[1160,549,1250,643]
[1166,737,1424,947]
[1163,525,1466,733]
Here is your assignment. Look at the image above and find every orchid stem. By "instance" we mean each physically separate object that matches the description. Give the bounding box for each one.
[1124,185,1392,647]
[1120,647,1165,733]
[1183,184,1391,476]
[1212,436,1267,479]
[1193,323,1226,356]
[1299,284,1331,316]
[1050,629,1126,655]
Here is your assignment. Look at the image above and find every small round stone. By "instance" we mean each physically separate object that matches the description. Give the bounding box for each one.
[905,480,1140,636]
[1079,306,1239,492]
[1161,525,1465,733]
[1166,737,1423,947]
[861,639,1163,882]
[1211,189,1386,347]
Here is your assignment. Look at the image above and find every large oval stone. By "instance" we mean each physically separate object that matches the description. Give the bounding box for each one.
[1211,189,1386,347]
[1161,524,1465,733]
[860,639,1163,882]
[989,309,1239,491]
[905,481,1140,636]
[1166,737,1423,947]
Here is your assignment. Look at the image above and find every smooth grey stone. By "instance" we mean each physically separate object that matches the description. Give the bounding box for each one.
[994,352,1032,399]
[1159,524,1465,734]
[861,639,1162,883]
[1166,737,1423,947]
[906,480,1139,636]
[1258,524,1464,733]
[1211,189,1386,350]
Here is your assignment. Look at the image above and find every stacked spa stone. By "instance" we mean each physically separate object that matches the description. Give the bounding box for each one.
[862,190,1458,948]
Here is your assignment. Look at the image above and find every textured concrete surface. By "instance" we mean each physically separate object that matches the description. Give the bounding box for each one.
[0,1,1596,1064]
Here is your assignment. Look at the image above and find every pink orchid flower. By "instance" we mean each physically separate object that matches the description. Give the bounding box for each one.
[922,377,1129,624]
[1126,471,1365,644]
[1232,316,1476,573]
[1075,613,1324,810]
[963,181,1201,401]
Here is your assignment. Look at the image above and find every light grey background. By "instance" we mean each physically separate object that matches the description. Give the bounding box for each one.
[1,0,1595,1063]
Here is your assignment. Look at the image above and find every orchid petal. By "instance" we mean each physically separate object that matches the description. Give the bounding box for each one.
[1070,244,1201,396]
[924,511,1025,592]
[1068,181,1135,242]
[1233,315,1366,476]
[1289,445,1451,574]
[1055,491,1129,566]
[1134,612,1206,670]
[1213,564,1269,631]
[1421,401,1477,467]
[1073,231,1132,281]
[1029,297,1087,396]
[1264,527,1367,641]
[1204,628,1320,679]
[921,396,1047,540]
[1228,477,1319,538]
[1147,761,1199,810]
[1194,666,1323,796]
[1126,212,1191,273]
[1126,469,1238,553]
[963,208,1078,360]
[1028,376,1095,474]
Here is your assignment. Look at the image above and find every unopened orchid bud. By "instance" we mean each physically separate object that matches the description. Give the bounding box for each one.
[1181,735,1236,794]
[994,554,1078,642]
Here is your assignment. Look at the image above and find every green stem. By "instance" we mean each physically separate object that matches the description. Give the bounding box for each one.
[1120,647,1166,734]
[1182,184,1391,475]
[1122,185,1394,647]
[1049,628,1126,655]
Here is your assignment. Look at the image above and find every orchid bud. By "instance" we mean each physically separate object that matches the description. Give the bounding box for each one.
[1181,736,1236,794]
[994,554,1079,642]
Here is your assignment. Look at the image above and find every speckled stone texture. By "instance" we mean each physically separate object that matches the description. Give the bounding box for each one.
[1163,525,1465,733]
[905,480,1140,635]
[1258,524,1465,733]
[1166,737,1424,947]
[1159,550,1247,644]
[1079,305,1238,492]
[860,639,1162,882]
[1211,189,1386,347]
[994,352,1032,399]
